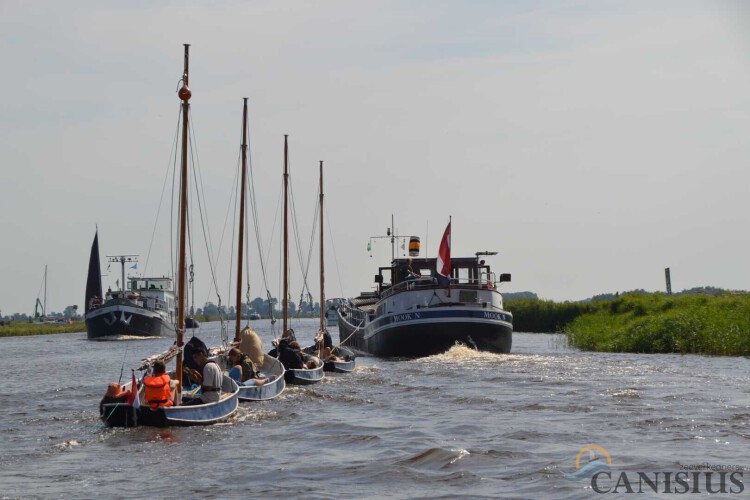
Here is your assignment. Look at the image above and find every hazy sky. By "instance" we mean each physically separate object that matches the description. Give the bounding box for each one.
[2,0,749,316]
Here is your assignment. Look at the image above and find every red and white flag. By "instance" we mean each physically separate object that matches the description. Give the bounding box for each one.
[436,220,451,287]
[127,370,140,409]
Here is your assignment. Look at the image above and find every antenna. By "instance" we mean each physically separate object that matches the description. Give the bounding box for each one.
[106,255,139,291]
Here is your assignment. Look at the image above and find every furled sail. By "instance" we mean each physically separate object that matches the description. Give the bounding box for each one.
[85,231,103,313]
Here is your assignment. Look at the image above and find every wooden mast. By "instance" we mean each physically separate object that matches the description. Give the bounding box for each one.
[175,43,191,403]
[318,161,325,336]
[235,98,249,342]
[282,135,289,336]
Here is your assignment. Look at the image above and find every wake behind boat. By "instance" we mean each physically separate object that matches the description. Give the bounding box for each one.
[338,220,513,357]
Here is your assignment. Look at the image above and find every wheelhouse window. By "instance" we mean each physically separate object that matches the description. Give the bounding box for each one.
[131,278,172,291]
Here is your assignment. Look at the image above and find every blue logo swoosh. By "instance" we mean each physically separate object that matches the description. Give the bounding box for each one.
[560,460,611,481]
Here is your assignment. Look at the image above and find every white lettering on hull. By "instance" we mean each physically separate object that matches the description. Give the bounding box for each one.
[393,312,421,322]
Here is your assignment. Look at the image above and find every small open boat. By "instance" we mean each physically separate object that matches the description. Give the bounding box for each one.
[323,346,356,373]
[236,354,285,401]
[100,372,239,428]
[284,355,324,385]
[277,137,324,386]
[215,98,287,401]
[302,164,356,375]
[99,44,239,427]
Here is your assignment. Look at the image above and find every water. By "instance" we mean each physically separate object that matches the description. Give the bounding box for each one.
[1,319,749,499]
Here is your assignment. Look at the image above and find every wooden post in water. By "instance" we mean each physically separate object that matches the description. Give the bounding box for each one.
[235,98,249,342]
[175,43,192,404]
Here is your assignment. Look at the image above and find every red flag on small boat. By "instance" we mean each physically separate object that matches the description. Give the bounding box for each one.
[127,370,140,409]
[436,220,451,287]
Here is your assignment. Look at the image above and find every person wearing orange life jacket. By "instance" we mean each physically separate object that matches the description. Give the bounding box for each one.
[143,360,174,409]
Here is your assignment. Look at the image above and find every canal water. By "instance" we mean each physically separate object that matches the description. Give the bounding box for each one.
[0,319,748,498]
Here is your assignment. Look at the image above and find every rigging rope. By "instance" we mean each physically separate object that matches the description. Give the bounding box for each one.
[144,109,181,277]
[325,205,345,298]
[187,109,228,346]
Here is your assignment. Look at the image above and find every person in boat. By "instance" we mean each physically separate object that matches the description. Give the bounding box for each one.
[268,328,297,358]
[142,360,174,409]
[227,347,267,386]
[276,338,306,370]
[89,295,102,309]
[99,383,133,416]
[186,347,223,404]
[404,258,420,281]
[313,329,344,361]
[283,328,297,342]
[290,341,318,369]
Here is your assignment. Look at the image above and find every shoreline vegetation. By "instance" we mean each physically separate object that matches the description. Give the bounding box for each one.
[506,292,750,356]
[0,313,319,338]
[4,293,749,356]
[0,321,85,337]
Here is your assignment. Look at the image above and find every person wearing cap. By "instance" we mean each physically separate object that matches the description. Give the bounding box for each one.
[188,348,223,404]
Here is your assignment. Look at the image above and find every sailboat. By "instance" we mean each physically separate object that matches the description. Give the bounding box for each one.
[32,265,53,323]
[304,162,355,373]
[222,98,286,402]
[100,44,239,427]
[280,137,324,386]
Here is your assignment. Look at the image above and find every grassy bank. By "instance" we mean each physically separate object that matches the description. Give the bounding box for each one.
[565,293,750,355]
[0,321,85,337]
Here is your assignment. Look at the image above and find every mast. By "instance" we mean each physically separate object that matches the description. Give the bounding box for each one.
[43,265,47,318]
[175,43,191,403]
[391,214,395,262]
[235,98,249,342]
[282,135,289,335]
[318,161,325,334]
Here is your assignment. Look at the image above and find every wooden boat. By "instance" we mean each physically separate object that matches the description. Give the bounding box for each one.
[219,98,286,402]
[100,44,239,427]
[279,137,324,385]
[338,218,513,357]
[303,164,355,374]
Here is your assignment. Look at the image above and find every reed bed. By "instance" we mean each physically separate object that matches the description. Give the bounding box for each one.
[0,322,84,337]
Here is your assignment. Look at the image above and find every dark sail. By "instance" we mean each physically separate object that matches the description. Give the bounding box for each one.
[85,231,103,314]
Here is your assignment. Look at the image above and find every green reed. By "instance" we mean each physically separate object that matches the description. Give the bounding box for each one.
[0,321,85,337]
[564,293,750,355]
[504,298,593,333]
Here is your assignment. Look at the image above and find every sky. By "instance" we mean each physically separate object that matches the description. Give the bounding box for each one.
[1,0,749,316]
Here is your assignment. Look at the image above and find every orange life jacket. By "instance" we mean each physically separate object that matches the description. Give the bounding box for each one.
[143,373,173,409]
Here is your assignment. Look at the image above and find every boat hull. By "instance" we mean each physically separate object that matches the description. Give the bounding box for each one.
[338,307,512,358]
[324,346,356,373]
[237,355,286,401]
[100,376,239,427]
[284,363,324,385]
[86,304,175,339]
